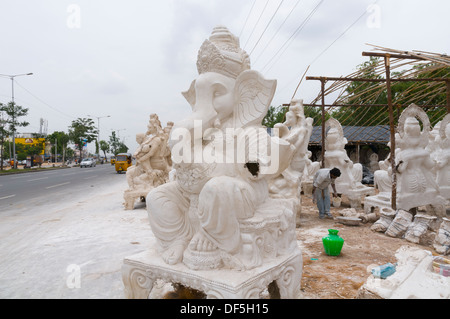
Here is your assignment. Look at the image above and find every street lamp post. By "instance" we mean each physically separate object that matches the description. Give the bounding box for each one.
[0,73,33,169]
[87,114,110,161]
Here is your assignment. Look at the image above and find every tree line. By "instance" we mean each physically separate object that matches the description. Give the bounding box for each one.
[0,102,128,169]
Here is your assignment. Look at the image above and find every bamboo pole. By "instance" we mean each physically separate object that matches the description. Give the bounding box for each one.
[321,78,326,168]
[447,80,450,113]
[384,56,397,210]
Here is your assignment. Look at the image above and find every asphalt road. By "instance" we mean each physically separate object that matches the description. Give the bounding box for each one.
[0,163,126,212]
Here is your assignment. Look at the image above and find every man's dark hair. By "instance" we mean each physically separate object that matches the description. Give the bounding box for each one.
[330,167,341,177]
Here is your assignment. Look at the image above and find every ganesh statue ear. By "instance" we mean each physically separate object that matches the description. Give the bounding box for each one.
[233,70,277,128]
[181,80,196,109]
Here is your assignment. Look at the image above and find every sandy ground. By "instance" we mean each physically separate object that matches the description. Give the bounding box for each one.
[0,176,440,299]
[297,195,432,299]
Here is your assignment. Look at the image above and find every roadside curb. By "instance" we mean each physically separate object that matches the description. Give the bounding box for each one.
[0,166,73,176]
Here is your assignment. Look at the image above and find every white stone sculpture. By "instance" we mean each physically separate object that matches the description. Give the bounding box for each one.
[368,152,380,173]
[269,99,314,225]
[370,207,396,232]
[405,213,438,245]
[395,104,445,212]
[323,118,374,207]
[301,151,320,195]
[434,217,450,255]
[435,115,450,200]
[358,246,450,299]
[385,210,413,238]
[123,114,171,210]
[122,26,303,299]
[366,104,445,215]
[374,145,393,193]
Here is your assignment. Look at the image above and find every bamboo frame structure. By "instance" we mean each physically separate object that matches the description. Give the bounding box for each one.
[300,45,450,210]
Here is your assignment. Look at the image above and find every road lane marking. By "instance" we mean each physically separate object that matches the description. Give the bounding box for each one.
[27,177,49,182]
[45,182,70,189]
[84,175,98,179]
[62,173,77,176]
[0,194,16,200]
[10,175,28,179]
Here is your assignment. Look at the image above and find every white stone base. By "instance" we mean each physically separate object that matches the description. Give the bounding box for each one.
[364,193,393,214]
[122,245,303,299]
[123,188,150,210]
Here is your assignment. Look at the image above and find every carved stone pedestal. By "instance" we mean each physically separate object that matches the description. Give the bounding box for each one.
[122,245,302,299]
[345,185,375,208]
[123,189,150,210]
[364,193,392,214]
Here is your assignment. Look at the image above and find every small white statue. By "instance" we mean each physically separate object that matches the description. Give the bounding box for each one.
[269,99,314,224]
[368,152,379,173]
[123,114,171,210]
[435,115,450,200]
[323,118,374,207]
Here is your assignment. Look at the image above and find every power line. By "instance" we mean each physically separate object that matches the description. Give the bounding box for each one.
[14,80,76,120]
[278,1,379,99]
[248,0,285,56]
[261,0,325,73]
[309,0,379,66]
[243,0,271,50]
[252,0,303,66]
[239,0,258,38]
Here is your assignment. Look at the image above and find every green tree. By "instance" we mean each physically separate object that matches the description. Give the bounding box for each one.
[262,105,288,128]
[68,118,98,161]
[47,131,70,162]
[117,142,128,154]
[109,131,121,156]
[334,57,389,126]
[18,141,45,164]
[333,58,450,126]
[99,140,109,160]
[0,101,29,168]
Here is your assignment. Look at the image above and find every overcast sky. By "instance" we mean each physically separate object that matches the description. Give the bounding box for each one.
[0,0,449,154]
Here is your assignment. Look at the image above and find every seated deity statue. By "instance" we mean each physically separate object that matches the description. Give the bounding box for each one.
[394,104,444,211]
[373,141,394,194]
[269,99,313,199]
[124,114,171,209]
[146,26,302,271]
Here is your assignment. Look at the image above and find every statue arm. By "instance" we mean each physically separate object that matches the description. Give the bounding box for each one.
[138,137,163,162]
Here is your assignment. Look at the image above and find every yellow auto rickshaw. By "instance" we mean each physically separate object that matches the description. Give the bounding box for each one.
[115,153,132,173]
[110,156,115,165]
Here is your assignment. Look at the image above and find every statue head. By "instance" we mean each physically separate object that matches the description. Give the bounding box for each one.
[404,117,421,137]
[147,113,162,136]
[171,26,276,149]
[136,133,145,144]
[284,99,305,127]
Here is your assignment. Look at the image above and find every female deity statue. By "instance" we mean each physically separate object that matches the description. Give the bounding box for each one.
[394,104,444,211]
[324,118,363,193]
[435,114,450,200]
[269,99,314,199]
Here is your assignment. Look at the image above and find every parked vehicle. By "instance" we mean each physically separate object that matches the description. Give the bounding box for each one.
[115,153,132,173]
[80,158,96,168]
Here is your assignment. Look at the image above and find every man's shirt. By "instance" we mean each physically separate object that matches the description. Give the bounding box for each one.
[313,168,334,190]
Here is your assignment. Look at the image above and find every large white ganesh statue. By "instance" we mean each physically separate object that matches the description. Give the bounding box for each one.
[122,26,303,299]
[269,99,314,225]
[323,118,374,207]
[123,114,171,210]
